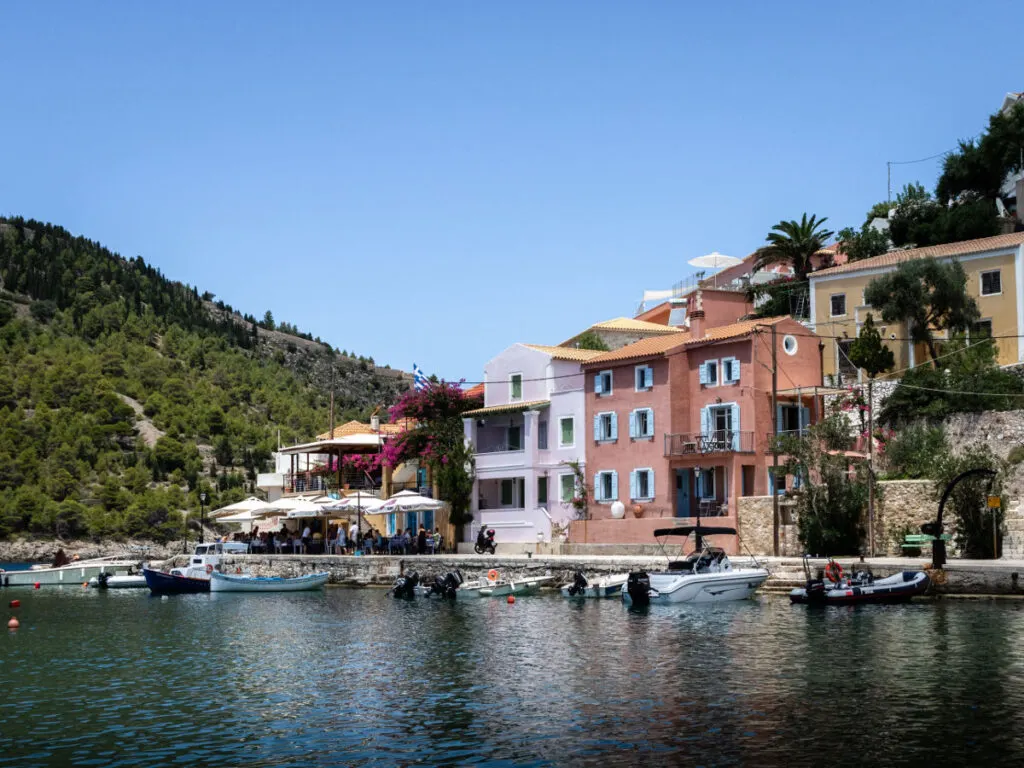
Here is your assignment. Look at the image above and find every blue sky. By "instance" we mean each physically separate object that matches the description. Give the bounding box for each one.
[0,2,1016,381]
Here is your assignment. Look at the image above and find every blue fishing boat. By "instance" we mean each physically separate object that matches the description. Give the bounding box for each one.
[143,567,210,594]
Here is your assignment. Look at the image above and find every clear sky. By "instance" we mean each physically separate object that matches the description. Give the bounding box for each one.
[0,2,1017,382]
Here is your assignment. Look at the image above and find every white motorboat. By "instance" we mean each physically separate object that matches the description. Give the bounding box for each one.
[622,525,769,606]
[560,572,629,599]
[2,557,138,587]
[209,571,329,592]
[89,573,149,589]
[479,575,553,597]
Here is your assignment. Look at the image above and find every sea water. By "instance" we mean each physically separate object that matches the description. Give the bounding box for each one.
[2,588,1024,766]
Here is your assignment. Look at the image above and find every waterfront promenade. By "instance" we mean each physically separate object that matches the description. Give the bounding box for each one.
[166,551,1024,597]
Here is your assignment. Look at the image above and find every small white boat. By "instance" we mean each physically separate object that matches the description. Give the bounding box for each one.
[560,572,629,599]
[210,571,329,592]
[623,525,769,606]
[479,575,553,597]
[2,557,137,587]
[89,573,148,589]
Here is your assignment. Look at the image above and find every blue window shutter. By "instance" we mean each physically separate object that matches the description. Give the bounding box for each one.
[768,471,774,495]
[731,403,740,449]
[629,470,637,499]
[776,404,784,434]
[799,406,810,433]
[594,473,602,501]
[646,408,654,437]
[700,406,710,436]
[595,374,604,395]
[628,410,637,438]
[593,414,601,442]
[645,366,653,388]
[698,362,708,385]
[610,471,618,500]
[610,412,618,441]
[647,468,655,499]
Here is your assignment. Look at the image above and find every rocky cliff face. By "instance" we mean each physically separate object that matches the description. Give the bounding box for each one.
[0,538,186,564]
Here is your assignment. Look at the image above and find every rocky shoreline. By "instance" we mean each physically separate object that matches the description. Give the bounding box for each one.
[0,537,185,564]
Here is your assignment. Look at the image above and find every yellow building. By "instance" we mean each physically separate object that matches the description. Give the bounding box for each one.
[809,232,1024,383]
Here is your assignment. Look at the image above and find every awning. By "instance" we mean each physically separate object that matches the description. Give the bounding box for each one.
[462,399,549,417]
[278,434,385,455]
[776,386,849,397]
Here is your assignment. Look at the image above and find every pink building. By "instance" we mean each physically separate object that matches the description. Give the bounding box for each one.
[576,315,823,552]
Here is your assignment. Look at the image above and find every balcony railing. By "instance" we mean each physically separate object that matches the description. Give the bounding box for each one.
[476,438,525,454]
[664,431,754,456]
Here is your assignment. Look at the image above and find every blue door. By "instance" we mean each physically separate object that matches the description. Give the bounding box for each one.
[405,511,418,532]
[675,469,691,518]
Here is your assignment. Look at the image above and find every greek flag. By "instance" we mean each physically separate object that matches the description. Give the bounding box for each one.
[413,363,430,391]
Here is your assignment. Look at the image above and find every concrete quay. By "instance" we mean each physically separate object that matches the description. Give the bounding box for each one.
[163,553,1024,597]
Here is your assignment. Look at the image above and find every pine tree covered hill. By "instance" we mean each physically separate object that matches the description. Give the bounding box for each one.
[0,216,411,542]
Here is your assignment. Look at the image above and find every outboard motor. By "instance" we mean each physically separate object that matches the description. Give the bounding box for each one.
[567,572,588,597]
[429,570,464,599]
[804,579,827,604]
[626,572,652,606]
[96,572,110,589]
[391,571,420,599]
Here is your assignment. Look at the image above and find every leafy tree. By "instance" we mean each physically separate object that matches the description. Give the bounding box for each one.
[214,435,233,467]
[835,225,890,263]
[880,424,949,479]
[0,302,14,326]
[754,214,834,282]
[863,201,894,226]
[572,330,610,351]
[864,259,980,364]
[781,414,867,555]
[29,300,57,322]
[848,314,894,379]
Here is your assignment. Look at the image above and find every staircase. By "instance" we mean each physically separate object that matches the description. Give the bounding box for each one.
[1002,498,1024,559]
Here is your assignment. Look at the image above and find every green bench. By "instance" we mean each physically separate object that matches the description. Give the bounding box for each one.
[901,533,951,552]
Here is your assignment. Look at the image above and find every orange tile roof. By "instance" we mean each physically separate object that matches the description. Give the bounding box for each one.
[561,316,677,345]
[317,418,414,441]
[812,232,1024,278]
[682,316,787,347]
[582,332,691,366]
[463,383,485,399]
[523,344,606,361]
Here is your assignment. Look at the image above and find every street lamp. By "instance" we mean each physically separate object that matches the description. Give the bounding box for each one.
[199,491,208,544]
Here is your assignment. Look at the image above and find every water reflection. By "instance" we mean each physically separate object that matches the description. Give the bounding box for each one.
[4,589,1024,766]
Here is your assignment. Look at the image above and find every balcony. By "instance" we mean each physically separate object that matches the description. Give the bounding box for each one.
[664,431,754,456]
[476,436,525,455]
[765,429,809,455]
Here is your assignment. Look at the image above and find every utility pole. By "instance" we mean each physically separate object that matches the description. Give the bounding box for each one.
[771,324,780,557]
[328,365,336,438]
[867,377,875,557]
[887,161,891,203]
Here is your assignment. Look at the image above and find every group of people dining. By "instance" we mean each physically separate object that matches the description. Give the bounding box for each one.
[225,521,445,556]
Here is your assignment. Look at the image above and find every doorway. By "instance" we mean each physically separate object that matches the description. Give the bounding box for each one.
[675,469,691,518]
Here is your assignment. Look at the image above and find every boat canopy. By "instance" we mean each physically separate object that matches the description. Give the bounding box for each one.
[654,526,738,538]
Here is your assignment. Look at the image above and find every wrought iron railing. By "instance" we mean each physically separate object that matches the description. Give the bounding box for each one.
[664,431,754,456]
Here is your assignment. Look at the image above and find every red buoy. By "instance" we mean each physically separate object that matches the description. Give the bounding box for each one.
[507,595,515,604]
[33,582,40,589]
[8,600,20,609]
[7,617,19,629]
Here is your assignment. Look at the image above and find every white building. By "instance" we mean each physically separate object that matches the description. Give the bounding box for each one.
[462,344,603,544]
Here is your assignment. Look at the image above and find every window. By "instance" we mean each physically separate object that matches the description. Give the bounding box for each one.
[695,468,715,499]
[559,417,575,447]
[630,468,654,500]
[830,294,846,317]
[721,357,740,383]
[537,420,548,450]
[510,373,523,400]
[500,478,525,507]
[559,473,576,503]
[778,404,802,433]
[595,470,618,502]
[630,408,654,439]
[837,339,857,379]
[782,335,798,356]
[500,479,513,506]
[537,476,548,505]
[594,412,617,442]
[741,466,755,497]
[699,360,719,386]
[595,370,613,396]
[635,365,654,391]
[981,270,1002,296]
[973,319,993,338]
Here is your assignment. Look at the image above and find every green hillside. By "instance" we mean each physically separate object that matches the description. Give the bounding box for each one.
[0,217,410,541]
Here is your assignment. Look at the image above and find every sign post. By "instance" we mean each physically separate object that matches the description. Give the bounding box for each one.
[988,495,1001,559]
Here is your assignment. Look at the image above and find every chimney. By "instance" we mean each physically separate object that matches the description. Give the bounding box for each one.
[667,296,688,328]
[688,309,705,339]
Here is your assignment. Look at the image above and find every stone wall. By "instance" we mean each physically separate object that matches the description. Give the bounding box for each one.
[737,480,940,557]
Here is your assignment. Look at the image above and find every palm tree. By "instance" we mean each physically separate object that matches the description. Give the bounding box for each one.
[754,214,834,282]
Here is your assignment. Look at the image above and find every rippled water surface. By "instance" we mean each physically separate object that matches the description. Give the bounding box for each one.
[3,587,1024,766]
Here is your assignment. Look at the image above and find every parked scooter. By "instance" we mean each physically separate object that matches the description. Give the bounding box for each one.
[474,528,497,555]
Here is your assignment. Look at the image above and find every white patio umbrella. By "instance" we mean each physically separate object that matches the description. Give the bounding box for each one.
[217,509,267,524]
[211,496,272,518]
[381,492,443,512]
[687,251,742,270]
